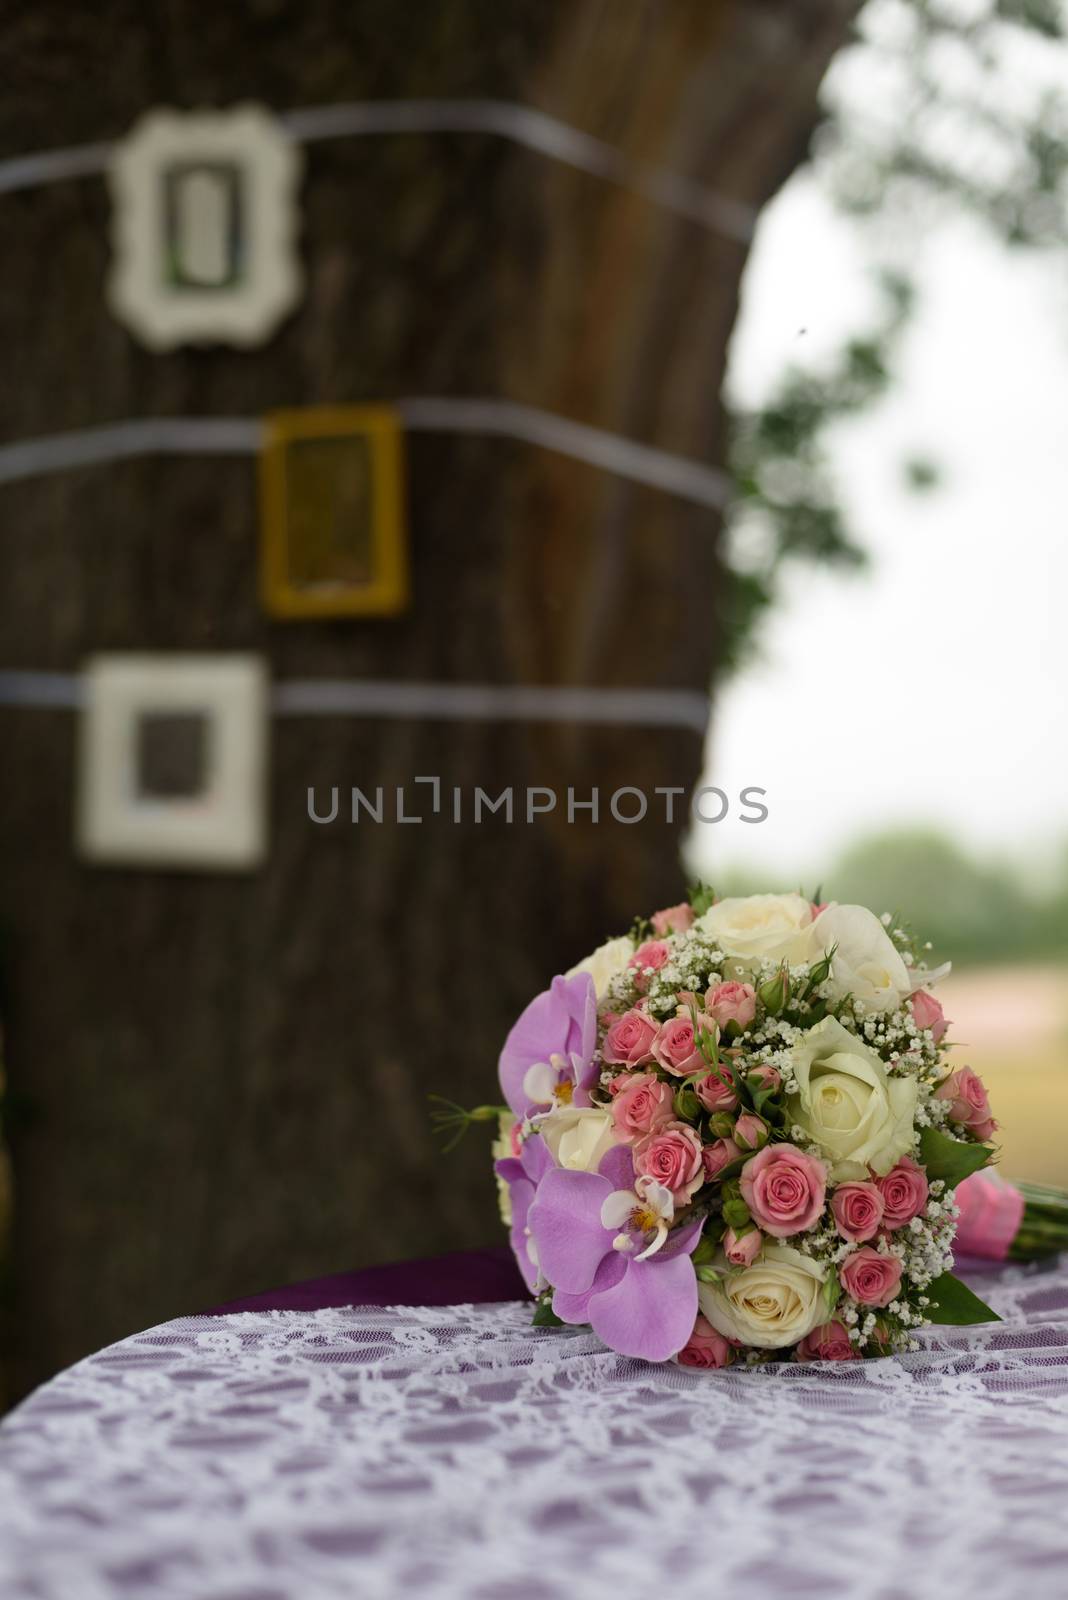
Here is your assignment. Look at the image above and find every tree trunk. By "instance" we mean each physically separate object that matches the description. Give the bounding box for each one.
[0,0,857,1398]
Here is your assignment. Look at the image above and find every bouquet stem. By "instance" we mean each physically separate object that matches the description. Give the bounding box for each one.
[1009,1181,1068,1261]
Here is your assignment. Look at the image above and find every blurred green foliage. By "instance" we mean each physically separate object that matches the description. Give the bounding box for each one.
[722,0,1068,668]
[714,828,1068,967]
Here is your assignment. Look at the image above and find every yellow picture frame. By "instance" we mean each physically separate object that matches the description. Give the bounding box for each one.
[259,405,409,618]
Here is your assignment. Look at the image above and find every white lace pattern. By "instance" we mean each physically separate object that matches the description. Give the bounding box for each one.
[1,1259,1067,1598]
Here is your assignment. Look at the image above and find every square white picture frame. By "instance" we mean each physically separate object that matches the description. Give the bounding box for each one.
[107,104,303,350]
[77,655,268,871]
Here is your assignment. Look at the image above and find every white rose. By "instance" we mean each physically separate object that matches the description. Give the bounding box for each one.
[539,1107,618,1173]
[567,934,635,997]
[698,1244,827,1350]
[696,893,813,964]
[805,903,911,1015]
[787,1015,917,1181]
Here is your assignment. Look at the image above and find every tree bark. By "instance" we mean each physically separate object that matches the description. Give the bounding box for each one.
[0,0,858,1398]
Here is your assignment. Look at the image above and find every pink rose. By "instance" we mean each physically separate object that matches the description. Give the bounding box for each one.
[651,902,695,936]
[910,988,948,1043]
[628,940,671,978]
[796,1319,857,1361]
[831,1181,884,1243]
[876,1156,929,1229]
[602,1007,660,1067]
[734,1112,769,1153]
[634,1122,704,1202]
[840,1247,903,1307]
[739,1144,827,1238]
[694,1070,739,1113]
[936,1066,997,1142]
[747,1064,781,1094]
[677,1313,733,1369]
[702,1137,741,1181]
[610,1072,675,1137]
[652,1015,705,1078]
[705,981,757,1032]
[724,1225,763,1267]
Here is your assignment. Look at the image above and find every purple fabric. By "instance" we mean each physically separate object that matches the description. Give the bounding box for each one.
[206,1242,1002,1319]
[206,1245,528,1316]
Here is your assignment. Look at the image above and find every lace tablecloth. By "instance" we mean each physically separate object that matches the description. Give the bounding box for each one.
[1,1258,1067,1600]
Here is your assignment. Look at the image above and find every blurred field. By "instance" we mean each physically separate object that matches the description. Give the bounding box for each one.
[940,966,1068,1187]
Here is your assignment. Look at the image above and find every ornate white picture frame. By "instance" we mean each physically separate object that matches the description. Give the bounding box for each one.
[77,655,269,870]
[107,105,302,350]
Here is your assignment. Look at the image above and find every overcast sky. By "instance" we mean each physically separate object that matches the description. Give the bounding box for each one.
[692,171,1068,883]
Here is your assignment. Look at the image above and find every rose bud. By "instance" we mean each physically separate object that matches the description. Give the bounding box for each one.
[936,1066,997,1143]
[676,1313,733,1369]
[694,1071,739,1115]
[705,980,757,1034]
[651,902,695,936]
[757,966,791,1014]
[910,987,948,1043]
[702,1137,741,1181]
[796,1319,858,1362]
[707,1110,737,1141]
[734,1112,769,1153]
[723,1225,763,1267]
[747,1064,781,1094]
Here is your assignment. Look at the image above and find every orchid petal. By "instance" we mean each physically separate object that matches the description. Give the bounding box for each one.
[552,1251,626,1325]
[496,1170,539,1292]
[498,973,597,1116]
[598,1142,635,1192]
[587,1250,699,1362]
[635,1179,675,1222]
[599,1189,638,1231]
[527,1167,611,1294]
[519,1132,553,1185]
[522,1060,558,1105]
[560,973,598,1076]
[634,1221,669,1262]
[657,1214,706,1261]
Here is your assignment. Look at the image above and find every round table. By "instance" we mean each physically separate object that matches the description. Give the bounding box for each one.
[1,1249,1066,1600]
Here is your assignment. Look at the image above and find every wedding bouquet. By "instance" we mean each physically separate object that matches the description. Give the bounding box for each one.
[477,888,1007,1366]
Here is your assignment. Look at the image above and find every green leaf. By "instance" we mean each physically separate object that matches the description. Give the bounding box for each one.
[823,1273,841,1317]
[694,1024,720,1071]
[532,1297,565,1328]
[918,1126,994,1189]
[688,882,715,917]
[925,1271,1001,1327]
[691,1234,718,1267]
[696,1264,723,1285]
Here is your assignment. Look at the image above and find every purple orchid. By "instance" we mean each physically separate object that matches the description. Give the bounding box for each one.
[494,1132,553,1292]
[498,972,599,1118]
[528,1144,704,1362]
